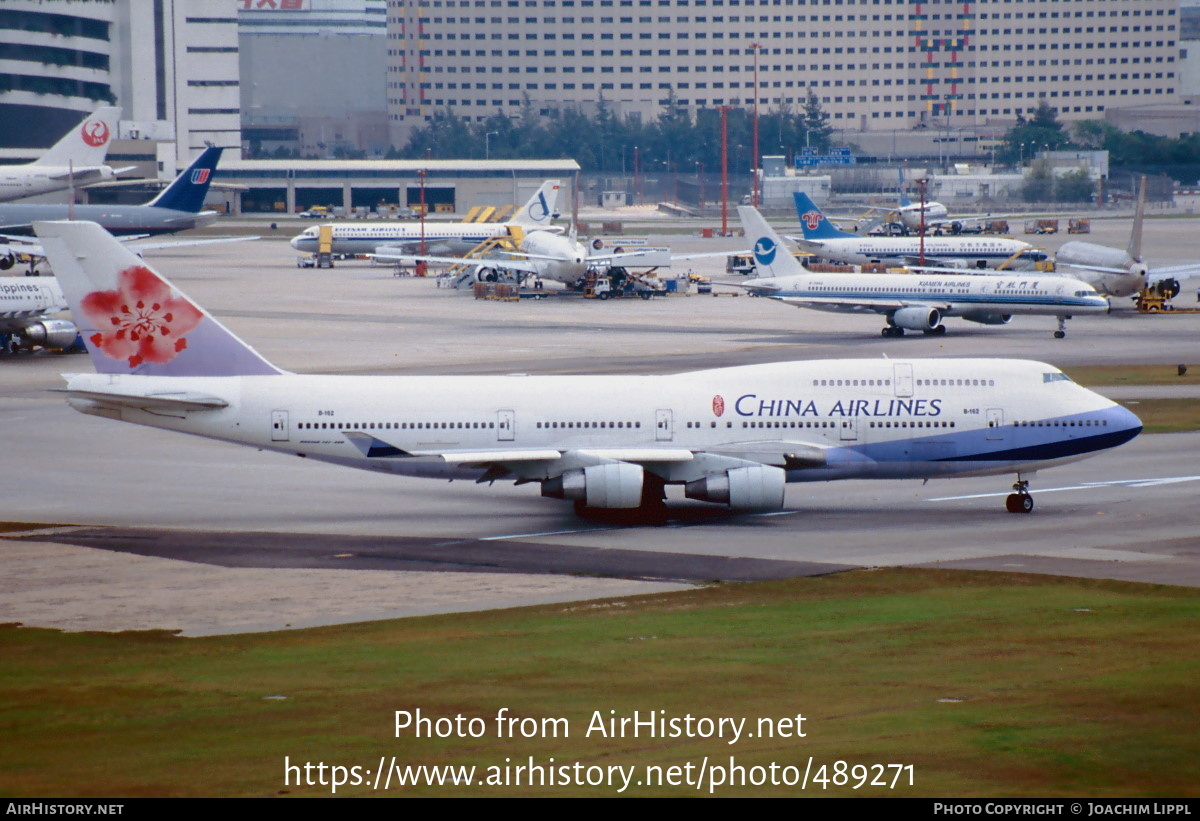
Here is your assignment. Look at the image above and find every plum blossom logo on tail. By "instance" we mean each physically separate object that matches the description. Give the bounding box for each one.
[712,395,725,417]
[79,265,203,368]
[81,119,110,147]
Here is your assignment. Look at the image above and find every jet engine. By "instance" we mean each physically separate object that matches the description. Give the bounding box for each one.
[961,312,1012,326]
[684,465,786,511]
[891,306,941,332]
[541,463,644,508]
[19,319,80,350]
[0,253,14,270]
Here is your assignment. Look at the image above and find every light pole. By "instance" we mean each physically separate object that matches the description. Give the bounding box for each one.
[750,42,763,207]
[485,131,498,160]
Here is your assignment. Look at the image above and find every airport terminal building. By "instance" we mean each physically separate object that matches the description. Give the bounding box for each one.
[387,0,1181,143]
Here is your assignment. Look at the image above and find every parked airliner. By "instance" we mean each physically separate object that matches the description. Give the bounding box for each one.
[0,276,77,352]
[739,207,1107,338]
[0,107,128,203]
[35,220,1140,516]
[289,180,563,257]
[791,192,1047,270]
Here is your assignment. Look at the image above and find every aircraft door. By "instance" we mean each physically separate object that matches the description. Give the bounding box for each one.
[497,409,515,441]
[655,409,674,442]
[893,363,914,397]
[839,418,859,442]
[271,410,289,442]
[986,408,1005,441]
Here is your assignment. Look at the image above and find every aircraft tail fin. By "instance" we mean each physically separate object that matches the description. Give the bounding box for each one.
[33,106,120,169]
[1128,175,1146,263]
[792,192,856,240]
[512,179,561,226]
[897,167,912,208]
[34,220,283,377]
[147,146,223,213]
[736,206,805,279]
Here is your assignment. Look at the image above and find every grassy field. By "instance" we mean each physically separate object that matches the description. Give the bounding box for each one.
[2,568,1197,798]
[1064,364,1198,387]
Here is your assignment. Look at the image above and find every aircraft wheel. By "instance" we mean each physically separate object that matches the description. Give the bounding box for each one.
[1054,330,1066,339]
[1005,493,1034,514]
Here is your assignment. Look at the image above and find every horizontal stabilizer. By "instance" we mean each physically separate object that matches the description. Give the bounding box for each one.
[57,387,229,413]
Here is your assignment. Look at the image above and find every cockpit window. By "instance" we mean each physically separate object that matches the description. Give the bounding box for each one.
[1043,372,1072,383]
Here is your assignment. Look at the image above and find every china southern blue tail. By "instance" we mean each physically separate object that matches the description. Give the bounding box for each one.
[147,146,222,213]
[792,192,857,240]
[34,219,282,377]
[736,206,805,279]
[897,167,912,208]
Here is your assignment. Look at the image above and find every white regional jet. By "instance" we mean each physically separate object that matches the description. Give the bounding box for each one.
[0,107,127,203]
[1055,177,1200,299]
[0,276,78,352]
[738,207,1108,339]
[35,220,1141,516]
[791,193,1048,270]
[289,180,563,258]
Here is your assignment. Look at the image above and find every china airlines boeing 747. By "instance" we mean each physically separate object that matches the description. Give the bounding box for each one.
[35,220,1141,517]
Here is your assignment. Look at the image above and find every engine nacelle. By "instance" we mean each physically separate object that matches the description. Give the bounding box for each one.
[0,254,13,270]
[891,306,941,332]
[685,465,786,511]
[541,463,644,509]
[961,312,1012,326]
[21,319,80,350]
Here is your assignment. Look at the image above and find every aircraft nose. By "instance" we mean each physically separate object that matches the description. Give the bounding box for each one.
[1106,403,1143,444]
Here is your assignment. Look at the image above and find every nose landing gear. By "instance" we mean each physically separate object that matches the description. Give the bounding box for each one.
[1005,478,1034,513]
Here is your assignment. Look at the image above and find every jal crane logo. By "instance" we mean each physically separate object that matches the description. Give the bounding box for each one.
[81,119,110,148]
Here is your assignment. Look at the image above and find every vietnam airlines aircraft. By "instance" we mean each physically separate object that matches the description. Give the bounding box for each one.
[791,192,1047,270]
[0,107,129,203]
[0,276,78,352]
[34,220,1141,517]
[289,180,563,257]
[739,206,1108,338]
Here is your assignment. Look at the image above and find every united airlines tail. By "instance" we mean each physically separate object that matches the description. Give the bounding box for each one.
[33,106,121,169]
[512,180,561,227]
[736,206,805,279]
[33,220,282,377]
[792,192,857,240]
[147,146,223,213]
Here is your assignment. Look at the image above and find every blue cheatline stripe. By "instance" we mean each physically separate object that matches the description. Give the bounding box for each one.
[770,291,1099,309]
[934,426,1142,463]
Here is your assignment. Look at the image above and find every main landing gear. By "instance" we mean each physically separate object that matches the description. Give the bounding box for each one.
[1053,316,1069,339]
[1005,478,1034,514]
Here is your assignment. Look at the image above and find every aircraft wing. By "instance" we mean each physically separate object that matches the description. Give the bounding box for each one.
[369,250,543,275]
[774,295,950,314]
[127,235,261,253]
[342,433,829,476]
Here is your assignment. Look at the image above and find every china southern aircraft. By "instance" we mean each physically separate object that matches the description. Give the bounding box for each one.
[739,206,1108,339]
[34,220,1140,517]
[289,180,563,257]
[0,146,225,271]
[791,192,1047,270]
[0,107,128,203]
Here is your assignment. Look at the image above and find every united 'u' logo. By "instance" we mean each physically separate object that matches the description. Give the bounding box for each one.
[190,168,211,185]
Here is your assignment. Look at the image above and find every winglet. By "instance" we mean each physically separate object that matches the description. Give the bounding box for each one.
[792,192,856,240]
[147,146,223,213]
[34,106,121,169]
[34,220,283,377]
[736,206,805,279]
[512,179,561,226]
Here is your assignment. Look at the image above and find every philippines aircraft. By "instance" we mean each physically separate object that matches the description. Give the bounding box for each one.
[791,192,1047,270]
[0,146,224,271]
[35,219,1141,516]
[0,107,129,203]
[1055,177,1200,299]
[0,276,78,352]
[289,180,563,257]
[739,206,1108,338]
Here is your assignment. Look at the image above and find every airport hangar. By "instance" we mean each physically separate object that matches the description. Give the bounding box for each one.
[207,158,580,217]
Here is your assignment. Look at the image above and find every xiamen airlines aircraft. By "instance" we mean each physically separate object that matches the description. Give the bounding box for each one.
[0,107,127,203]
[792,192,1047,270]
[35,220,1141,517]
[739,207,1108,339]
[289,180,563,257]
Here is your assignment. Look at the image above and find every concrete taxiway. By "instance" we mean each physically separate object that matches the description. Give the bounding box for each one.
[2,221,1199,634]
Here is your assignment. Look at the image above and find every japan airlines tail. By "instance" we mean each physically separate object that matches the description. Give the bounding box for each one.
[0,107,127,202]
[36,220,1141,518]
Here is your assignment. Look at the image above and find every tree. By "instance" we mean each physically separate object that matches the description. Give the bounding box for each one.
[800,88,833,152]
[999,101,1074,166]
[1055,169,1095,203]
[1021,158,1055,202]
